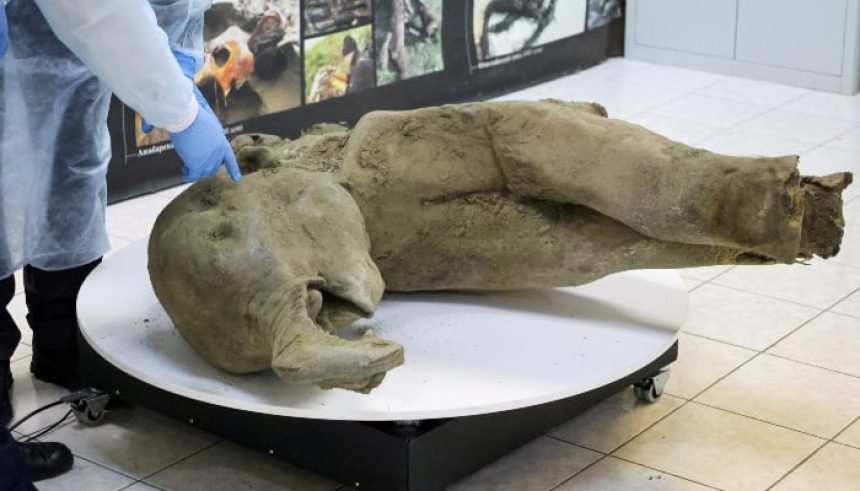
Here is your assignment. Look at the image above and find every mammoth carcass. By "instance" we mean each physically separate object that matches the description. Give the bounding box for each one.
[149,100,852,393]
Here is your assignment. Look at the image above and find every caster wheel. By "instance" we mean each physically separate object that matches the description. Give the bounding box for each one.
[633,380,661,403]
[73,406,105,426]
[633,368,670,403]
[67,389,111,426]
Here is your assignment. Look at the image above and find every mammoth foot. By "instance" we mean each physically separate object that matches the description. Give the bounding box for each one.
[800,172,853,259]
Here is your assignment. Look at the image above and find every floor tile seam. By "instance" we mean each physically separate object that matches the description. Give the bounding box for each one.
[704,281,844,311]
[11,353,31,363]
[767,103,860,125]
[548,453,612,491]
[823,418,860,462]
[656,92,778,122]
[685,78,809,111]
[830,440,860,452]
[682,347,764,402]
[799,123,860,153]
[687,400,839,441]
[137,438,224,483]
[543,434,608,455]
[119,480,169,491]
[606,72,724,96]
[540,444,609,491]
[830,258,860,269]
[644,101,772,132]
[763,352,860,380]
[603,454,726,490]
[15,407,75,442]
[679,267,736,286]
[69,453,143,483]
[678,91,796,110]
[689,279,827,311]
[600,397,694,456]
[627,110,726,131]
[685,74,734,95]
[720,109,860,153]
[763,438,830,491]
[761,291,860,353]
[686,280,708,293]
[681,270,719,284]
[682,120,737,146]
[615,77,710,117]
[610,92,689,120]
[117,482,146,491]
[823,286,860,314]
[680,332,764,353]
[830,416,860,444]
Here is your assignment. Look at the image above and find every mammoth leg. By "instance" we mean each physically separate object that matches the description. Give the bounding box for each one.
[380,194,783,292]
[485,100,851,263]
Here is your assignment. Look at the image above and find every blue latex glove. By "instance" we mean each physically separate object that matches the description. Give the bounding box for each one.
[1,7,8,57]
[170,108,241,182]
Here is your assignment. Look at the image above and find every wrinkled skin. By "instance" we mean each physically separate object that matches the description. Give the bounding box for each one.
[149,100,852,392]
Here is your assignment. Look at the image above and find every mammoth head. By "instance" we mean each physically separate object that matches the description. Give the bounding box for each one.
[149,140,403,393]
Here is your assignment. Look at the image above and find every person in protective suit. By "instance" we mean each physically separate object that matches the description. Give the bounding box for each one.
[0,0,241,486]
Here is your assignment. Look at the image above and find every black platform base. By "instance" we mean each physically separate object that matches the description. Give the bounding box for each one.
[79,336,677,490]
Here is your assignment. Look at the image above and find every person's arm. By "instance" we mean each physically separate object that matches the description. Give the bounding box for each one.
[32,0,197,132]
[33,0,240,182]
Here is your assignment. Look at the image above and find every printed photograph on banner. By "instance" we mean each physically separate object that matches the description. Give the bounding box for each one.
[374,0,443,86]
[133,0,301,147]
[304,0,372,37]
[472,0,587,62]
[304,25,376,103]
[586,0,622,30]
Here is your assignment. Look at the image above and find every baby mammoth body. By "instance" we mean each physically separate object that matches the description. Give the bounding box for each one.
[149,100,852,392]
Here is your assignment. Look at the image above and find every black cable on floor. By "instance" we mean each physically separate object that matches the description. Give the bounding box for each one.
[8,399,64,432]
[22,409,74,442]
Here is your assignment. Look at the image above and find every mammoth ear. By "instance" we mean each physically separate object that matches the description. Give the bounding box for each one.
[319,255,385,316]
[284,170,386,315]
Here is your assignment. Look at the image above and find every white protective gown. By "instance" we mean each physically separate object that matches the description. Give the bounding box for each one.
[0,0,207,279]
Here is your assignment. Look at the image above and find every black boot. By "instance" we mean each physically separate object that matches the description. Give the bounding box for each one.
[1,361,11,427]
[24,260,100,391]
[16,440,74,481]
[1,274,21,426]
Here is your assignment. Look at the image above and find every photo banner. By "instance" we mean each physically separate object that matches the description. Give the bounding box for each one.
[105,0,624,202]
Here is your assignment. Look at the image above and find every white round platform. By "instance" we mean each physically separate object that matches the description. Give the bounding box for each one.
[78,240,686,421]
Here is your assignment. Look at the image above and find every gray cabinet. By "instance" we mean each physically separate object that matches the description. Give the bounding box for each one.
[736,0,848,75]
[626,0,860,94]
[636,0,737,58]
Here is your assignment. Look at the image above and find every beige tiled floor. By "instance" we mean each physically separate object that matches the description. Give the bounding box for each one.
[6,59,860,490]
